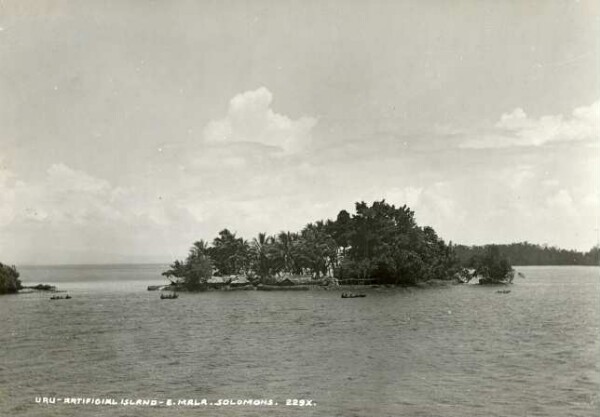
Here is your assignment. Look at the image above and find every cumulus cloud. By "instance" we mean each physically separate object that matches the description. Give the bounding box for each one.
[10,163,129,225]
[461,100,599,148]
[0,163,203,263]
[2,92,598,263]
[546,189,577,216]
[383,187,423,208]
[46,163,112,194]
[0,163,18,227]
[203,87,317,154]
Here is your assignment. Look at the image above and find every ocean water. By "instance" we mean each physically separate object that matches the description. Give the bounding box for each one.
[0,265,598,417]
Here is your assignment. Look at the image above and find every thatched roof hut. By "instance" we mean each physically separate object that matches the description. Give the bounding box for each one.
[277,278,295,286]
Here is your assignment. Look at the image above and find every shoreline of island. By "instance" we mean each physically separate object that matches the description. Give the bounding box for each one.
[159,201,524,293]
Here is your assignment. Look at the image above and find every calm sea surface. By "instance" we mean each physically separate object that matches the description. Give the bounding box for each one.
[1,265,598,417]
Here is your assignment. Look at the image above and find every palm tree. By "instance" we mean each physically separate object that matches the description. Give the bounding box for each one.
[297,222,338,278]
[211,229,250,275]
[251,232,273,280]
[188,240,209,260]
[273,231,298,274]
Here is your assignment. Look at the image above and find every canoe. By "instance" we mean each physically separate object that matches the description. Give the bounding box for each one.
[160,293,179,299]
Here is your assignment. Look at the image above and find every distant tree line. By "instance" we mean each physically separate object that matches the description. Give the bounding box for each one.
[453,242,600,266]
[163,200,462,290]
[0,263,21,294]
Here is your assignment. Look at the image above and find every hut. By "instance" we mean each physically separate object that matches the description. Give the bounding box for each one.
[276,277,296,287]
[207,276,228,289]
[230,275,251,288]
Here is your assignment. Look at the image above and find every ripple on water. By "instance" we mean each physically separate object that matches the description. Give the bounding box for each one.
[1,265,599,417]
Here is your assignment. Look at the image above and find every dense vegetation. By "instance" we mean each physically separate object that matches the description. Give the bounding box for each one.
[165,201,598,290]
[0,263,21,294]
[162,241,214,291]
[465,245,515,284]
[454,242,600,266]
[163,200,462,288]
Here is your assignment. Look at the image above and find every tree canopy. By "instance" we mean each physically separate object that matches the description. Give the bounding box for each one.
[163,200,462,288]
[467,245,515,284]
[0,263,21,294]
[162,240,213,290]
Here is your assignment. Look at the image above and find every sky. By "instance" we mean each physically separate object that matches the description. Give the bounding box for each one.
[0,0,599,265]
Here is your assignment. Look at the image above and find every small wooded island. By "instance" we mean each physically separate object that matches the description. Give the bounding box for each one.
[0,264,58,295]
[161,200,517,291]
[0,262,21,294]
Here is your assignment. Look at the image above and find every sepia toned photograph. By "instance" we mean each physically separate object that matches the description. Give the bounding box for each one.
[1,1,599,416]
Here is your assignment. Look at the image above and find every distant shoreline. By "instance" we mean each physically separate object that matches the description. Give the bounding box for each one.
[15,263,600,269]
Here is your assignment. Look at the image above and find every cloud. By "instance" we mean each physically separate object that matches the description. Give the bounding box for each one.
[12,163,129,225]
[461,100,599,149]
[203,87,317,154]
[46,163,112,194]
[0,162,202,263]
[383,187,423,208]
[0,162,18,227]
[2,92,598,263]
[545,189,577,216]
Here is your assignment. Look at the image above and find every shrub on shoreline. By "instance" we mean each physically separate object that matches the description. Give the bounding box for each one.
[468,245,515,284]
[0,263,22,294]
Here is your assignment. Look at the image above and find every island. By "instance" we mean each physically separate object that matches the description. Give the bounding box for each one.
[0,262,21,294]
[0,263,58,295]
[160,200,516,292]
